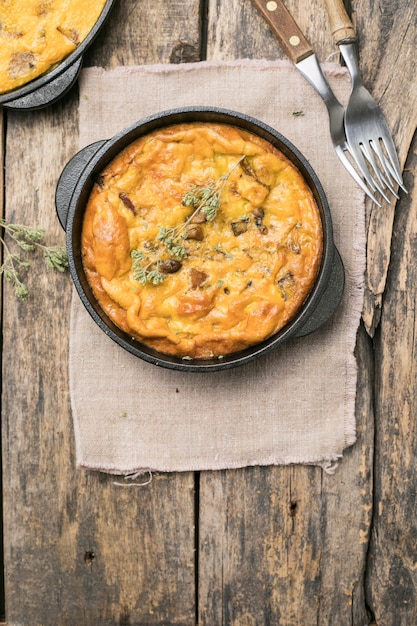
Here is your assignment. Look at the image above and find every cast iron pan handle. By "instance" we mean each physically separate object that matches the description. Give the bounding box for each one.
[55,140,106,229]
[294,246,345,337]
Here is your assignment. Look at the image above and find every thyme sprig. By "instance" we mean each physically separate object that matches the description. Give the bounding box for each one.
[131,249,166,286]
[131,155,245,285]
[0,219,69,300]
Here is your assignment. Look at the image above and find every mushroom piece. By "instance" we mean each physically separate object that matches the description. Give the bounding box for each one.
[119,192,137,214]
[9,52,37,79]
[190,212,207,224]
[277,271,296,301]
[253,207,268,234]
[231,220,249,236]
[186,224,204,241]
[190,268,208,288]
[159,259,182,274]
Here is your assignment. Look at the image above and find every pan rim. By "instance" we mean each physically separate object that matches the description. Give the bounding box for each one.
[63,106,341,372]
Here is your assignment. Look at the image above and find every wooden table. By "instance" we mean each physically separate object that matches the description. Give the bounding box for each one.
[1,1,416,624]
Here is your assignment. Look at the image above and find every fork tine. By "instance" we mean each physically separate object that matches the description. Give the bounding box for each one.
[361,141,399,199]
[378,136,407,191]
[347,140,392,202]
[334,40,405,202]
[334,145,381,206]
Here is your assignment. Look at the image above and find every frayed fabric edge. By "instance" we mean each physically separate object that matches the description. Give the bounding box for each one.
[76,449,348,477]
[342,177,367,451]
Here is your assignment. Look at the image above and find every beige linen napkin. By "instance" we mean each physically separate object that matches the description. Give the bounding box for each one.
[71,59,365,474]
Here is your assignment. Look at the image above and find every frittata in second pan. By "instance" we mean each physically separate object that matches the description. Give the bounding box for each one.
[0,0,107,94]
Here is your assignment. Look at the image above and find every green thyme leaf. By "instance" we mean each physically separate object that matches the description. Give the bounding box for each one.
[131,251,149,284]
[131,249,145,261]
[0,219,68,300]
[214,244,233,260]
[44,246,69,272]
[182,189,200,207]
[164,237,187,260]
[131,249,167,285]
[147,269,166,285]
[156,226,170,242]
[131,156,245,286]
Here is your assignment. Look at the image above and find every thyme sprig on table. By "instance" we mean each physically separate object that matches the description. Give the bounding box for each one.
[0,219,69,301]
[131,155,245,285]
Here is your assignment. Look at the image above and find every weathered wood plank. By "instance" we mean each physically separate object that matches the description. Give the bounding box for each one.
[355,5,417,620]
[366,133,417,625]
[207,0,336,63]
[0,99,5,623]
[354,0,417,335]
[84,0,203,67]
[1,2,201,624]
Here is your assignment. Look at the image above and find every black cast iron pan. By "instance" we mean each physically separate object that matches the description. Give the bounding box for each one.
[56,107,345,372]
[0,0,115,110]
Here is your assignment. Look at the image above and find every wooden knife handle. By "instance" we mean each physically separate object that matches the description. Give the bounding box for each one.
[250,0,313,64]
[322,0,356,45]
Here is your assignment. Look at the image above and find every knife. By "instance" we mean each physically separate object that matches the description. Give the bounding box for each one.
[249,0,380,204]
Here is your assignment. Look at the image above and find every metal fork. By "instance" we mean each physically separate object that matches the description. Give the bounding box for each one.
[250,0,381,205]
[323,0,406,201]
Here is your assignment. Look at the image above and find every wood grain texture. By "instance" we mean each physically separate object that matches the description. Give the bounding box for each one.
[207,0,337,63]
[0,110,4,621]
[249,0,314,64]
[366,135,417,625]
[1,100,196,626]
[83,0,203,67]
[355,0,417,335]
[323,0,356,43]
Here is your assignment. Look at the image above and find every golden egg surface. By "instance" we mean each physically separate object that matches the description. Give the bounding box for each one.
[0,0,107,94]
[81,123,323,359]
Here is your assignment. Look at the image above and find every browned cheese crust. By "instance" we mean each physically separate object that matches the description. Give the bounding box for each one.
[81,123,323,359]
